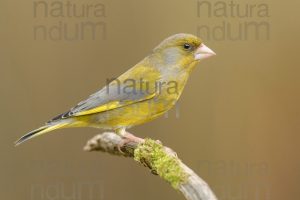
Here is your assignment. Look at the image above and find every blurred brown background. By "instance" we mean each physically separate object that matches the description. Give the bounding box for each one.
[1,0,299,199]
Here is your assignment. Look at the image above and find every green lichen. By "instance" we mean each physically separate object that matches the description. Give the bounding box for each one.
[134,139,188,189]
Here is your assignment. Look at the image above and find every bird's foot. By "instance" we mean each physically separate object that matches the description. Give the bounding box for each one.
[117,132,144,153]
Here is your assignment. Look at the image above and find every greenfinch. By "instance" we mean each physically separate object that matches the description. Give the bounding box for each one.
[15,33,216,145]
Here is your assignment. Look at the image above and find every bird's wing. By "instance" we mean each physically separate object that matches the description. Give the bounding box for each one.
[49,64,161,121]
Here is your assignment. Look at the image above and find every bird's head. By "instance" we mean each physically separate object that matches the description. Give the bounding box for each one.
[152,33,216,69]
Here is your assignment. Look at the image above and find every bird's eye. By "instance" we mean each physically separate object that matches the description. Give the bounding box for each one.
[183,43,192,50]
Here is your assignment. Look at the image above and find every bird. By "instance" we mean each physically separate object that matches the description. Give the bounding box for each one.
[15,33,216,146]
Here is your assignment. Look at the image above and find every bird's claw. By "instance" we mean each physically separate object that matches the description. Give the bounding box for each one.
[116,132,143,154]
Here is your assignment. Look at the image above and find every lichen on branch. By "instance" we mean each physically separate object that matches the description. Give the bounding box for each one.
[84,132,218,200]
[134,139,188,189]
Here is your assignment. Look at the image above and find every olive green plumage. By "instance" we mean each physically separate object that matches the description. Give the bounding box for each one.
[15,33,215,145]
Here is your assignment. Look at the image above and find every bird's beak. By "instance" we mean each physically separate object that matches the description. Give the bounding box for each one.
[194,43,216,61]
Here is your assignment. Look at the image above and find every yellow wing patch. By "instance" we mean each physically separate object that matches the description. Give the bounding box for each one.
[73,92,156,117]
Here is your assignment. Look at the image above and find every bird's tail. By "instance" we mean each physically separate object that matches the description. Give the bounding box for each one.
[15,123,67,146]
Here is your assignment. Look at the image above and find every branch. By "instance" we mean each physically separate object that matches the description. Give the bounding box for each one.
[84,132,218,200]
